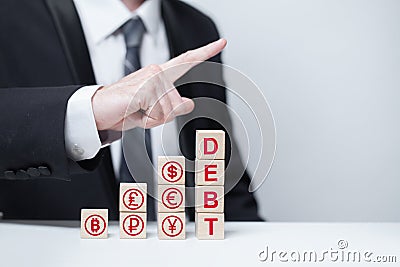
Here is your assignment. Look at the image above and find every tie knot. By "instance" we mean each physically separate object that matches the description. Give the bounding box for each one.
[122,17,146,48]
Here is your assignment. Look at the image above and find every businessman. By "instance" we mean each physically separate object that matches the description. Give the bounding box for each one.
[0,0,261,221]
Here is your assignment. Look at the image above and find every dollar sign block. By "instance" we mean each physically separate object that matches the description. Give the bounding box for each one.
[158,156,185,185]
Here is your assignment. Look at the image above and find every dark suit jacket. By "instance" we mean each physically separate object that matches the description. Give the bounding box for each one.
[0,0,261,221]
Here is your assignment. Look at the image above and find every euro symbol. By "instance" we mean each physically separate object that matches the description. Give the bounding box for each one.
[166,191,178,206]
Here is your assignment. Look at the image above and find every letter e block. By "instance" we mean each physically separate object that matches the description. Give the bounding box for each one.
[196,130,225,160]
[120,213,147,239]
[195,186,224,213]
[157,212,186,240]
[195,159,225,186]
[158,156,185,185]
[81,209,108,239]
[195,212,224,240]
[119,183,147,212]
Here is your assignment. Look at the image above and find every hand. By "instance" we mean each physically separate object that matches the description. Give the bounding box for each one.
[92,38,227,131]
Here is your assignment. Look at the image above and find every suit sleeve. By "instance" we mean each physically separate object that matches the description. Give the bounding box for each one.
[0,86,102,181]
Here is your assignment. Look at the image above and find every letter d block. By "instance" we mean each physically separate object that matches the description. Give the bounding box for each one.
[195,159,225,186]
[196,130,225,160]
[195,186,224,213]
[80,209,108,239]
[196,212,224,240]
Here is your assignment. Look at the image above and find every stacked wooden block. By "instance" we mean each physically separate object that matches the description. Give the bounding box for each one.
[119,183,147,239]
[195,130,225,240]
[80,209,108,239]
[157,156,186,239]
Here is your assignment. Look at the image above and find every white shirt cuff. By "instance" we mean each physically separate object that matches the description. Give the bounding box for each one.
[65,85,103,161]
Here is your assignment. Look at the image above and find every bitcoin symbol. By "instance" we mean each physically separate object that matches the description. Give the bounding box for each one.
[84,214,106,236]
[91,218,100,233]
[167,165,177,179]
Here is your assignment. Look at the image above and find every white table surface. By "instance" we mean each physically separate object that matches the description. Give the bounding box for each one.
[0,221,399,267]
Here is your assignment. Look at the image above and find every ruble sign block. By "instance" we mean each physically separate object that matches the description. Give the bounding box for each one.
[195,186,224,213]
[119,183,147,213]
[195,159,225,186]
[195,212,224,240]
[158,212,186,240]
[120,212,146,239]
[81,209,108,239]
[196,130,225,160]
[158,184,185,212]
[158,156,185,185]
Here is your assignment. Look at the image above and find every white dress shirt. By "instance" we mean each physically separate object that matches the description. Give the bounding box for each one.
[65,0,180,177]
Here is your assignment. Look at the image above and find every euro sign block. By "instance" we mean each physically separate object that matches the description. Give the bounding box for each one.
[158,184,185,212]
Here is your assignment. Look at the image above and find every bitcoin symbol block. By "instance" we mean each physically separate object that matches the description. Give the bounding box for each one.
[159,156,185,184]
[81,209,108,239]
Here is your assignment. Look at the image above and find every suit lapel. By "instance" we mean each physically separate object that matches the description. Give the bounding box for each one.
[45,0,96,85]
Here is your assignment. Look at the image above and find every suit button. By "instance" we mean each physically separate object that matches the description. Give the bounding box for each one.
[38,166,51,176]
[27,167,41,177]
[72,144,85,156]
[16,170,29,180]
[4,171,16,179]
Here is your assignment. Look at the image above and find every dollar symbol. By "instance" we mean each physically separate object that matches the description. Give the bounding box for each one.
[90,218,100,233]
[167,164,178,179]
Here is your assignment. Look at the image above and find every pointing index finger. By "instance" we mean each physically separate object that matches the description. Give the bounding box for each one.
[160,38,227,82]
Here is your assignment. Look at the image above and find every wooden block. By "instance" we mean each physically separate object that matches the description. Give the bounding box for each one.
[80,209,108,239]
[119,183,147,212]
[196,130,225,160]
[195,159,225,186]
[195,186,224,213]
[120,212,146,239]
[195,212,224,240]
[157,184,185,212]
[157,156,185,185]
[157,212,185,240]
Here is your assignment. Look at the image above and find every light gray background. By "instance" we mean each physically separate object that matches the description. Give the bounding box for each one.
[183,0,400,221]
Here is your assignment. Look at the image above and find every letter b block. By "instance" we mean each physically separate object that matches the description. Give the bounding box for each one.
[196,130,225,160]
[195,186,224,213]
